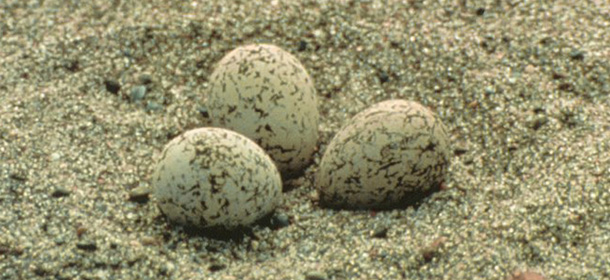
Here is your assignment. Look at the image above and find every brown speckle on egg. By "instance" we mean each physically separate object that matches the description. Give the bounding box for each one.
[207,44,319,177]
[152,128,282,229]
[316,99,451,210]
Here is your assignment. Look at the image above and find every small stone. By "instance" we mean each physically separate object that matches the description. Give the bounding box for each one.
[138,73,153,85]
[159,262,175,276]
[552,71,566,80]
[76,241,97,251]
[9,172,27,181]
[50,152,61,161]
[269,213,290,229]
[297,40,308,52]
[198,106,209,118]
[453,143,468,156]
[304,271,328,280]
[76,226,88,237]
[53,237,66,245]
[208,263,226,272]
[104,79,121,94]
[128,185,151,203]
[527,116,548,131]
[371,226,388,238]
[51,187,71,198]
[508,271,546,280]
[569,50,584,61]
[130,85,147,102]
[378,71,390,83]
[421,236,447,262]
[484,86,495,95]
[250,240,259,251]
[32,264,53,277]
[0,244,10,255]
[140,236,158,246]
[145,101,163,112]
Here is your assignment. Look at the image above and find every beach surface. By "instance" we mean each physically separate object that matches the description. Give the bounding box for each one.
[1,1,609,279]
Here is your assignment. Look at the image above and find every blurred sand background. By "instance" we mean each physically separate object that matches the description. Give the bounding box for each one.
[1,0,609,279]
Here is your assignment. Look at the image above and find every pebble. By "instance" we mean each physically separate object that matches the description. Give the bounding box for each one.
[378,71,390,83]
[50,152,61,161]
[51,186,71,198]
[297,40,308,52]
[76,241,98,251]
[370,226,388,239]
[197,106,209,118]
[130,85,147,102]
[1,1,606,280]
[128,185,151,203]
[269,213,291,229]
[527,116,548,131]
[509,271,546,280]
[420,237,448,262]
[569,50,584,61]
[145,101,163,112]
[304,271,328,280]
[138,73,153,85]
[209,263,227,272]
[104,79,121,94]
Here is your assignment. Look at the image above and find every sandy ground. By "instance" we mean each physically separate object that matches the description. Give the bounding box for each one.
[1,0,609,279]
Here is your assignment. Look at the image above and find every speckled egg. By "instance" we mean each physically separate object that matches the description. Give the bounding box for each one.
[207,44,319,176]
[152,127,282,229]
[316,100,451,210]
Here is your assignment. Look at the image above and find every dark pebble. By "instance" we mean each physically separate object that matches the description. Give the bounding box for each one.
[378,71,390,83]
[104,79,121,94]
[128,186,151,203]
[51,186,71,198]
[198,106,210,118]
[305,271,328,280]
[297,40,308,52]
[454,145,468,156]
[9,172,27,181]
[63,59,80,72]
[76,241,97,251]
[558,82,574,92]
[208,263,226,272]
[0,244,10,255]
[552,71,566,80]
[476,7,485,16]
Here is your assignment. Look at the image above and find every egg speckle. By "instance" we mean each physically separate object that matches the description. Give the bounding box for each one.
[207,44,319,176]
[152,127,282,229]
[316,100,451,210]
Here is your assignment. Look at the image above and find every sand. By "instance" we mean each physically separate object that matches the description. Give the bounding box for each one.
[1,0,609,279]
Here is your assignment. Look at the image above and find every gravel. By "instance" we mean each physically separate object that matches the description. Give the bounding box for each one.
[1,0,609,279]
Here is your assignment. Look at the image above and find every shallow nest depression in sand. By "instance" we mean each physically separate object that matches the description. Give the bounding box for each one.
[1,1,609,279]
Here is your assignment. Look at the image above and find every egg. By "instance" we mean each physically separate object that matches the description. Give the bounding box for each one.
[315,100,451,210]
[152,127,282,229]
[207,44,319,176]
